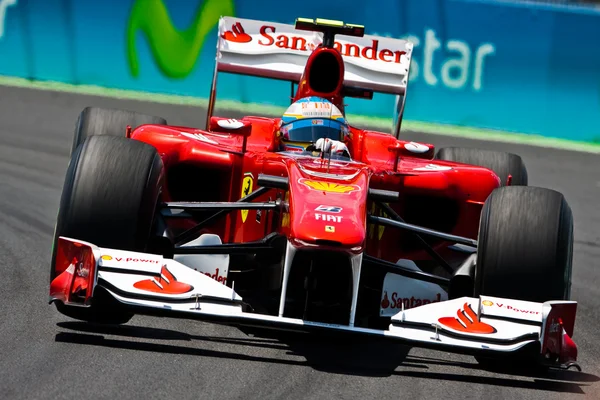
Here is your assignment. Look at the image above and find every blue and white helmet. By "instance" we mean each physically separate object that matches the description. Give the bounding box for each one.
[280,97,348,145]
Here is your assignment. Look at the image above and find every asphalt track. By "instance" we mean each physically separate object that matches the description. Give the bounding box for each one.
[1,85,599,400]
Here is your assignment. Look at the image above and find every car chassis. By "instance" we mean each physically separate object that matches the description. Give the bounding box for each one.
[49,16,581,372]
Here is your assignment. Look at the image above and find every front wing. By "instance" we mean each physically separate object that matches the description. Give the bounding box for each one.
[49,237,580,369]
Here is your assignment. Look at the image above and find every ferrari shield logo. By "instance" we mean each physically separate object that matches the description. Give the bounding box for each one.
[240,173,253,223]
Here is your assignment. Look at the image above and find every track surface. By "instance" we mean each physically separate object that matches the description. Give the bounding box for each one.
[1,85,599,399]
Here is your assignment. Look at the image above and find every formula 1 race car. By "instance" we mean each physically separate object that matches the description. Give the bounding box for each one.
[49,17,580,370]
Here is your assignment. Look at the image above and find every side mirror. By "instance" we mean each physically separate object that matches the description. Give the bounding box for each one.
[209,117,252,152]
[388,140,435,171]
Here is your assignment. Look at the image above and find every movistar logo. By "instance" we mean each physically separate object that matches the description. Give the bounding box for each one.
[126,0,235,79]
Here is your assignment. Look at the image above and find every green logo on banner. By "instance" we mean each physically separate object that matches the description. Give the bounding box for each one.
[126,0,235,79]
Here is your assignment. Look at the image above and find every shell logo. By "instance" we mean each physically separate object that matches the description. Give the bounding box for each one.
[482,300,494,307]
[101,255,113,261]
[300,179,360,194]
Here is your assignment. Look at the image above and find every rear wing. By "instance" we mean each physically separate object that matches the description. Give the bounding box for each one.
[207,16,414,137]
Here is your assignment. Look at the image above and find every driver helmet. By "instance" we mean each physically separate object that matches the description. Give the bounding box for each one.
[279,96,349,152]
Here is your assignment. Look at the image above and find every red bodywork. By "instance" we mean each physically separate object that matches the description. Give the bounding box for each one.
[46,20,581,370]
[130,45,500,272]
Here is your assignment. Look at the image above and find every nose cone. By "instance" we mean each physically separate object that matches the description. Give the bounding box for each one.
[286,161,369,253]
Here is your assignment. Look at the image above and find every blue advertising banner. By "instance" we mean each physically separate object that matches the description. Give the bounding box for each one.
[0,0,598,142]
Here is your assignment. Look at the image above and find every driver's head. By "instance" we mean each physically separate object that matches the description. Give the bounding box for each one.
[279,97,348,152]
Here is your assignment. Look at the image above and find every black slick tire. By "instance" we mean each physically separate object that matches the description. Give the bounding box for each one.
[51,135,164,324]
[473,186,573,368]
[436,147,528,186]
[475,186,573,302]
[71,106,167,155]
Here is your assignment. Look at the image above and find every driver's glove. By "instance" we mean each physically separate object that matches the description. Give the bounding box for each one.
[312,138,351,158]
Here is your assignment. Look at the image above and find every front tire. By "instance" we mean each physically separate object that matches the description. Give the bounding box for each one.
[51,136,164,323]
[475,186,573,302]
[473,186,573,367]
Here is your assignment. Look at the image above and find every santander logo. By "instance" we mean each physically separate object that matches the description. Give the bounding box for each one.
[133,265,193,295]
[381,291,442,309]
[222,22,406,64]
[222,22,252,43]
[438,303,496,334]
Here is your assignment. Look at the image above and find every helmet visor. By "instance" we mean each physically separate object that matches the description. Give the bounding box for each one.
[282,119,346,143]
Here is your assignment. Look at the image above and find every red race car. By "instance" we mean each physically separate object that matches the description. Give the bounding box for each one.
[49,17,579,371]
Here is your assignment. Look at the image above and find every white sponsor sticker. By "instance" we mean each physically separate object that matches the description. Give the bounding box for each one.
[413,164,452,171]
[380,260,448,317]
[217,119,245,130]
[180,132,219,145]
[99,250,164,275]
[219,17,412,73]
[315,213,342,223]
[480,296,543,323]
[404,142,430,154]
[217,17,412,96]
[315,205,343,213]
[174,234,230,286]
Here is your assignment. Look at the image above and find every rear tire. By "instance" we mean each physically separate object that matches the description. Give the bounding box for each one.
[436,147,528,186]
[51,136,164,324]
[71,106,167,155]
[475,186,573,302]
